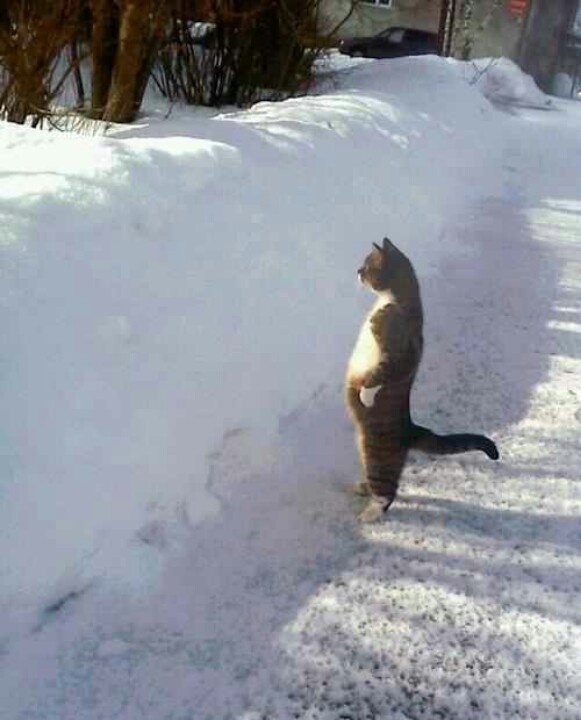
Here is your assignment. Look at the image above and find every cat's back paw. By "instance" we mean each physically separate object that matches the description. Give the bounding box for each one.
[358,497,392,523]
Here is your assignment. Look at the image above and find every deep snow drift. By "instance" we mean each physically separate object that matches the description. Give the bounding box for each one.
[1,55,504,601]
[1,55,580,719]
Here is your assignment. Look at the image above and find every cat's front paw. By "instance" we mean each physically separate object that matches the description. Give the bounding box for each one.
[359,385,382,408]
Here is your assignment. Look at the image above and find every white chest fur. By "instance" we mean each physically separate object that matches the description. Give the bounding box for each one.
[347,294,393,380]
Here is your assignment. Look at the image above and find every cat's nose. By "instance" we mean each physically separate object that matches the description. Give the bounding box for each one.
[357,268,365,282]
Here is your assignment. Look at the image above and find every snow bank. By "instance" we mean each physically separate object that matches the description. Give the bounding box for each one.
[450,56,553,110]
[1,56,506,612]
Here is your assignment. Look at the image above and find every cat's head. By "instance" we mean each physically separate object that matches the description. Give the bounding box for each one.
[357,237,408,293]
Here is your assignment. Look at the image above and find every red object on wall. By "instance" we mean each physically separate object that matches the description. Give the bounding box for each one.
[507,0,528,16]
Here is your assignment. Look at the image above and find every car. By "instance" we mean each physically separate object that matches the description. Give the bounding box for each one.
[337,26,439,59]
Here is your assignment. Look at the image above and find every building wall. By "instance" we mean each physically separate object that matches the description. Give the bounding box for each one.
[319,0,441,38]
[453,2,524,59]
[519,0,578,92]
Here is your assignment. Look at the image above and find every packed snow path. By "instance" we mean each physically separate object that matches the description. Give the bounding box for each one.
[227,104,581,720]
[1,59,580,719]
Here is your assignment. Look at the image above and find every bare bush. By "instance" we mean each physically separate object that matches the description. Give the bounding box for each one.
[0,0,81,126]
[0,0,358,126]
[153,1,214,105]
[153,0,344,108]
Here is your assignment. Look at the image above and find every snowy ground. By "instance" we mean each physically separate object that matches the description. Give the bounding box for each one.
[1,55,580,718]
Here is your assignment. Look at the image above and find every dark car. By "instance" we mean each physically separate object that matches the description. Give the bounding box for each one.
[337,26,439,59]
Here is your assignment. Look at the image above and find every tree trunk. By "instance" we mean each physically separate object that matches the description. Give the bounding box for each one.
[102,0,166,122]
[89,0,118,117]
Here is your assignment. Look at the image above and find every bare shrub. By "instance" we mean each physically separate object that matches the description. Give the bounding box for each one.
[0,0,81,126]
[0,0,359,126]
[153,0,350,108]
[152,1,211,105]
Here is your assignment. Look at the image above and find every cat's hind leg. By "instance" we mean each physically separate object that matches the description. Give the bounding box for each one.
[345,480,372,497]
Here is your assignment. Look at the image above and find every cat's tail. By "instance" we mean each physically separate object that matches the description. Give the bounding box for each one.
[407,423,499,460]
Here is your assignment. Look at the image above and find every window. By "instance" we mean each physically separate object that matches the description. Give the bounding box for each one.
[388,28,404,43]
[362,0,393,7]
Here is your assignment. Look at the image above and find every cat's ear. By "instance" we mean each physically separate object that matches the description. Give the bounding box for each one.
[372,242,383,253]
[382,237,395,252]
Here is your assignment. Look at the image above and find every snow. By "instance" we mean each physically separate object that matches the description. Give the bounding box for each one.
[451,57,554,110]
[1,54,580,718]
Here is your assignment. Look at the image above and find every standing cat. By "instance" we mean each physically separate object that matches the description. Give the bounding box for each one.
[345,237,499,522]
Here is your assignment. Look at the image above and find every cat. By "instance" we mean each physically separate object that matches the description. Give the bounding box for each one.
[345,237,499,523]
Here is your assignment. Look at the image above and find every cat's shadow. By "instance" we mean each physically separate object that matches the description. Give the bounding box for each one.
[412,195,568,436]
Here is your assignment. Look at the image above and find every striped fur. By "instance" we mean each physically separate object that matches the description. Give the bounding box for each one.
[345,238,499,522]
